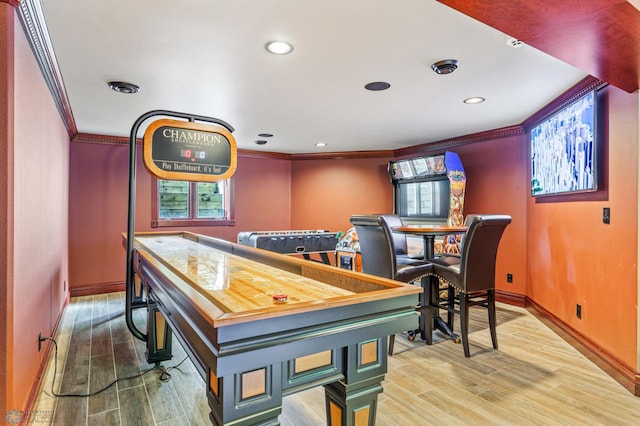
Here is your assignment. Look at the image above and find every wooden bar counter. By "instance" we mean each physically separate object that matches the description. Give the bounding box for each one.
[127,231,421,426]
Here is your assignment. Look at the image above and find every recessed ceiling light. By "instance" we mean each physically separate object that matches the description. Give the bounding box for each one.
[258,133,274,138]
[255,140,268,145]
[431,59,459,75]
[364,81,391,91]
[315,142,327,147]
[463,97,485,104]
[265,41,294,55]
[107,81,140,94]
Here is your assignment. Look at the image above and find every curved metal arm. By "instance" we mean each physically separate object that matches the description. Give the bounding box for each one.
[125,110,235,341]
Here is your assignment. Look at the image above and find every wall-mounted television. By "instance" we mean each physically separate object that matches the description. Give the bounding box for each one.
[530,90,597,197]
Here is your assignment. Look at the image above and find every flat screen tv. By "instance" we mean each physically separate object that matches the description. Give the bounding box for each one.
[530,90,596,196]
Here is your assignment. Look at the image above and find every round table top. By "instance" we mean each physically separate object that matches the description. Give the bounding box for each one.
[392,224,467,236]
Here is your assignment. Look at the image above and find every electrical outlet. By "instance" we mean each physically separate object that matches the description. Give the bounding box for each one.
[38,333,48,352]
[506,273,513,283]
[603,207,610,224]
[576,304,582,319]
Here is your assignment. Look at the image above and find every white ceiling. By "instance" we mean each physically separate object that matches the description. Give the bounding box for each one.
[41,0,587,154]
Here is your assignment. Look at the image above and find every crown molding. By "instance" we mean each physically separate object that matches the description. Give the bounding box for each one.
[73,133,135,146]
[72,133,295,160]
[236,149,291,160]
[73,129,523,161]
[522,76,606,131]
[291,150,395,160]
[394,125,525,158]
[72,132,397,160]
[17,0,76,136]
[70,74,599,162]
[71,126,526,161]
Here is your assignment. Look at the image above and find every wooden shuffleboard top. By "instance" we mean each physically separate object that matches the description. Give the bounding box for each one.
[129,232,421,326]
[135,235,354,313]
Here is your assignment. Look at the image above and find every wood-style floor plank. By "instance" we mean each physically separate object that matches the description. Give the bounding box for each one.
[118,386,156,426]
[88,408,121,426]
[113,341,144,390]
[88,353,118,415]
[143,372,186,424]
[51,297,95,425]
[91,294,114,358]
[30,293,640,425]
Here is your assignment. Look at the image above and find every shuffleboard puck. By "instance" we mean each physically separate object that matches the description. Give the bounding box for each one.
[272,293,288,302]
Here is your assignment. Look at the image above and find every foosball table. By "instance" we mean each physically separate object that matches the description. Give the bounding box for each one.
[237,230,339,264]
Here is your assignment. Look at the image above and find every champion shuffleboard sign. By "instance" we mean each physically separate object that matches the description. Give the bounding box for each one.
[143,119,237,182]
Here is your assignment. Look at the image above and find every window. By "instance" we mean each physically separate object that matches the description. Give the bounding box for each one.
[152,179,235,227]
[396,180,450,220]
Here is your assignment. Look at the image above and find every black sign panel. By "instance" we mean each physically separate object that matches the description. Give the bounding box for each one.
[143,119,237,182]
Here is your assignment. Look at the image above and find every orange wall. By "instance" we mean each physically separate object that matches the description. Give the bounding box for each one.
[453,136,528,295]
[291,156,394,232]
[69,142,132,291]
[4,7,70,413]
[527,85,639,369]
[69,144,292,290]
[289,145,527,296]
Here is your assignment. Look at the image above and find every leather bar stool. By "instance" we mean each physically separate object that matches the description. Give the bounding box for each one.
[429,214,478,331]
[430,215,511,357]
[381,214,426,266]
[350,214,434,355]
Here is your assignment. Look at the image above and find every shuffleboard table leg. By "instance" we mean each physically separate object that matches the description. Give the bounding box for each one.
[207,364,283,426]
[323,338,387,426]
[324,377,384,426]
[146,299,173,363]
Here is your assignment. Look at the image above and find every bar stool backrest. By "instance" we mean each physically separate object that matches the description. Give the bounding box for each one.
[380,214,410,257]
[349,214,397,279]
[459,215,512,293]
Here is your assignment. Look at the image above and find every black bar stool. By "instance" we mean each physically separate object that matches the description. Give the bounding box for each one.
[350,214,434,355]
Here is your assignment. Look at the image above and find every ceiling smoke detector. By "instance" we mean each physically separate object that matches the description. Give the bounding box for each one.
[506,36,524,48]
[107,81,140,94]
[431,59,459,75]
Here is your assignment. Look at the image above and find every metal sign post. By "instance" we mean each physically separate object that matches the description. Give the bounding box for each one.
[125,110,235,342]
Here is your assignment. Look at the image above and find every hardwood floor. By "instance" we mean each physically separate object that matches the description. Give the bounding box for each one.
[30,292,640,425]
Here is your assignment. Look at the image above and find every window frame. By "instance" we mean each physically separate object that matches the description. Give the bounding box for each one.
[151,178,235,228]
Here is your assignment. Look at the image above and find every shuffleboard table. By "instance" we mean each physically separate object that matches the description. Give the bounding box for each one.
[127,231,421,426]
